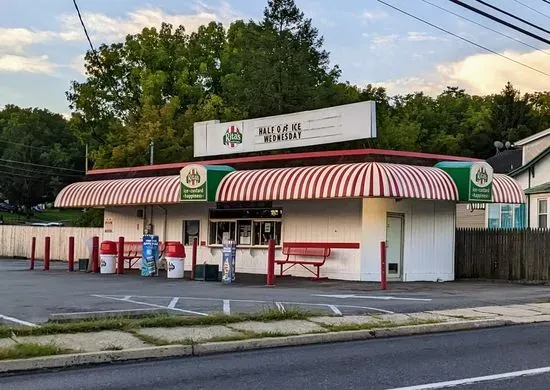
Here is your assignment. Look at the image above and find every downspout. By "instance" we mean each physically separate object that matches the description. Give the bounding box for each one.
[156,205,168,243]
[527,167,532,227]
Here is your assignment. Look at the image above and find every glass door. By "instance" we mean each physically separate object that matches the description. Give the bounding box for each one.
[386,214,404,281]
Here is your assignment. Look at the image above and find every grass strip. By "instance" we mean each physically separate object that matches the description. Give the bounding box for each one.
[0,343,74,361]
[0,307,314,338]
[323,318,441,332]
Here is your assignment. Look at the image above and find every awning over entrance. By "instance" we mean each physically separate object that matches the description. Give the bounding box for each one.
[215,162,459,202]
[54,176,180,208]
[492,174,524,203]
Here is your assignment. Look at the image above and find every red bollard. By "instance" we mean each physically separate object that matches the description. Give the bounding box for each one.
[68,236,75,272]
[117,236,125,275]
[267,239,275,286]
[380,241,387,290]
[43,236,51,271]
[191,238,198,280]
[92,236,99,273]
[29,237,36,271]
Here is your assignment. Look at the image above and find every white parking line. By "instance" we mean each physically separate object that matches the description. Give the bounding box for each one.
[223,300,231,315]
[328,305,342,315]
[275,302,286,312]
[0,314,39,328]
[313,294,432,302]
[92,295,208,317]
[386,366,550,389]
[167,297,179,309]
[51,308,160,316]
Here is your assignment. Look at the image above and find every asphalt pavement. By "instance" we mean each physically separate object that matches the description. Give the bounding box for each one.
[0,323,549,389]
[0,259,549,324]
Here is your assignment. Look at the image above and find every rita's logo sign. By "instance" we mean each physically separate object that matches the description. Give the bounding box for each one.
[475,167,489,185]
[185,168,201,187]
[223,125,242,148]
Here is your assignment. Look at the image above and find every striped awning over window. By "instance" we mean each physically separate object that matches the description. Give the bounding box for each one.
[54,176,180,208]
[215,162,459,202]
[493,174,524,204]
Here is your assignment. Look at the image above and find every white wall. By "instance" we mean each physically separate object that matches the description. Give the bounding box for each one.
[360,198,455,282]
[522,136,550,165]
[104,200,363,280]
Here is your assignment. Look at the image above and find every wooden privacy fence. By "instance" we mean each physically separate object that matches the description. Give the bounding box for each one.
[0,225,103,260]
[455,228,550,281]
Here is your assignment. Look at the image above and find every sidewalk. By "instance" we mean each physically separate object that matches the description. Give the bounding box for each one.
[0,302,549,373]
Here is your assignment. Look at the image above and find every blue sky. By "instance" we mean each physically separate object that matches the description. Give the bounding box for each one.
[1,0,549,115]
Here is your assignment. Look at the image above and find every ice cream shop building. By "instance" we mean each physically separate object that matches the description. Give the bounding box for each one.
[55,102,524,282]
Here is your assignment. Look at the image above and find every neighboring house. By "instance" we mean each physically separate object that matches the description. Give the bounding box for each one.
[457,128,550,229]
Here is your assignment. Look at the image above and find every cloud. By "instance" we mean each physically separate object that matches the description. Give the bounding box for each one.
[362,10,388,21]
[0,54,56,74]
[0,28,56,53]
[69,54,86,76]
[367,34,400,49]
[367,49,550,96]
[58,4,241,42]
[406,32,440,42]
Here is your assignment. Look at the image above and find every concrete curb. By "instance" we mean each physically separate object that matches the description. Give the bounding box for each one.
[0,319,511,374]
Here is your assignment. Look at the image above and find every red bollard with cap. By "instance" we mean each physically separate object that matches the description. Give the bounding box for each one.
[68,236,75,272]
[380,241,387,290]
[29,237,36,271]
[117,237,125,274]
[191,238,198,280]
[43,236,51,271]
[92,236,100,273]
[266,239,275,286]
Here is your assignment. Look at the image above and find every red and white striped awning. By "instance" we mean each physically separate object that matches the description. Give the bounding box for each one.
[493,174,524,204]
[54,176,180,208]
[216,162,458,202]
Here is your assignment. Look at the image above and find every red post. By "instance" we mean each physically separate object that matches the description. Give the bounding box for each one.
[43,236,51,271]
[92,236,99,273]
[191,238,198,280]
[380,241,387,290]
[117,236,124,275]
[29,237,36,271]
[68,236,75,272]
[267,239,275,286]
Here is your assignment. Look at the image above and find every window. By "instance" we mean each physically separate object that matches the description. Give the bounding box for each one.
[208,207,282,246]
[538,199,547,228]
[487,204,525,229]
[209,221,236,245]
[182,220,200,246]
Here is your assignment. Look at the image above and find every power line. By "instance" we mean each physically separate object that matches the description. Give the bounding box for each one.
[472,0,550,35]
[0,163,83,178]
[376,0,550,78]
[0,140,53,151]
[449,0,550,45]
[423,0,550,56]
[72,0,103,71]
[512,0,550,20]
[0,158,84,173]
[0,170,45,180]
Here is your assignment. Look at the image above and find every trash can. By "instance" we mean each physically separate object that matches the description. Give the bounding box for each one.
[99,241,117,274]
[165,242,186,279]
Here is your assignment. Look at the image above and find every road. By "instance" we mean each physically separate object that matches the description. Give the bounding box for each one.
[1,324,549,389]
[1,259,550,324]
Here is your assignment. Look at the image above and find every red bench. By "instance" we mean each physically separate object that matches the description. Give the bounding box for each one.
[275,242,332,280]
[118,241,166,270]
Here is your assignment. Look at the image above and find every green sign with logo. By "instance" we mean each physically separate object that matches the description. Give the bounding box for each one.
[435,161,494,202]
[180,164,234,202]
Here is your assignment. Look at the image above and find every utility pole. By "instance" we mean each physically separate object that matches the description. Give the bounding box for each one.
[150,140,154,165]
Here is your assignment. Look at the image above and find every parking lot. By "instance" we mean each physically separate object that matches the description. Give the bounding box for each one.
[0,259,548,326]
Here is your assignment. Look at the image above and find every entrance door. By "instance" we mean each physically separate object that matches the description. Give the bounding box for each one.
[386,214,404,281]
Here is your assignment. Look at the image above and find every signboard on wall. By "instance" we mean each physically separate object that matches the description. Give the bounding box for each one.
[180,164,235,202]
[435,161,494,202]
[104,217,113,233]
[193,101,377,157]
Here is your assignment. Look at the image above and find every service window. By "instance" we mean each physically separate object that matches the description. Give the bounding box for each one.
[253,221,282,246]
[183,220,200,246]
[209,221,236,245]
[538,199,548,228]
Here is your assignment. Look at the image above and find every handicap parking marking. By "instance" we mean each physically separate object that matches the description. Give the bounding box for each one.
[0,313,39,328]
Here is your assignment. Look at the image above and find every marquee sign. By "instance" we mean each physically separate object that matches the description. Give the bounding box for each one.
[193,101,377,157]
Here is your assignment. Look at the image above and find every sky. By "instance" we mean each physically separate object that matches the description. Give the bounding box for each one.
[1,0,550,116]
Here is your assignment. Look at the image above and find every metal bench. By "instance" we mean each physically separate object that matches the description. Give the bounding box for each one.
[275,242,332,280]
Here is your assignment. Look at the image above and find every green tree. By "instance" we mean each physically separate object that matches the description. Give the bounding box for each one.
[0,105,83,208]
